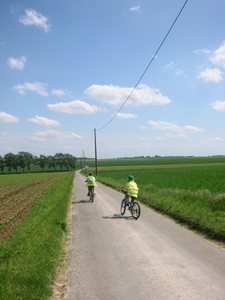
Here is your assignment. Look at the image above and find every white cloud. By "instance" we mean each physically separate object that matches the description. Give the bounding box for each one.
[194,49,211,55]
[148,120,204,134]
[28,115,60,127]
[32,129,81,142]
[13,82,48,96]
[51,89,68,97]
[198,68,223,83]
[115,112,138,119]
[211,100,225,111]
[19,9,51,32]
[165,61,174,69]
[210,41,225,68]
[85,84,171,106]
[175,69,185,76]
[8,56,26,70]
[47,100,99,114]
[129,5,141,12]
[140,125,149,130]
[0,112,19,123]
[213,137,223,142]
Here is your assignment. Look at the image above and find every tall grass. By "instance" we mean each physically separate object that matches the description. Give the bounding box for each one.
[0,172,74,299]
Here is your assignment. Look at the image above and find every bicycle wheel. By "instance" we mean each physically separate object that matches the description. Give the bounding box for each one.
[89,188,94,202]
[131,202,141,219]
[120,199,126,215]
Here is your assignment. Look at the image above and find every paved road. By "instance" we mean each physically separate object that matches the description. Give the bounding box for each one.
[67,171,225,300]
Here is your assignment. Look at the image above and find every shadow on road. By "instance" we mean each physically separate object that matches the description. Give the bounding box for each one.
[102,214,135,220]
[72,199,92,204]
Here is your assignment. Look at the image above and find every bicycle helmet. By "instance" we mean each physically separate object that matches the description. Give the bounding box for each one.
[128,175,134,181]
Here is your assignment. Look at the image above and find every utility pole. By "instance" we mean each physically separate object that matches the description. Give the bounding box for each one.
[82,149,85,166]
[94,128,98,175]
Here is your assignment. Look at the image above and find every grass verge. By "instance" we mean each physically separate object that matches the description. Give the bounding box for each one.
[0,172,74,300]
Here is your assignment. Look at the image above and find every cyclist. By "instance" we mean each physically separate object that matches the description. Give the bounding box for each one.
[85,172,97,196]
[118,175,138,205]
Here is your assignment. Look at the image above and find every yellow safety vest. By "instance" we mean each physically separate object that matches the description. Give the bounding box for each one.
[127,181,138,198]
[86,176,97,187]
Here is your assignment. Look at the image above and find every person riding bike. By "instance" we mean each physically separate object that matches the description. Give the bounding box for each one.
[85,172,97,196]
[118,175,138,205]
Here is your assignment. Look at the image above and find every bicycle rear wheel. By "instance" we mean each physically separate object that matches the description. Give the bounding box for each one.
[89,188,94,202]
[120,199,126,215]
[131,202,141,219]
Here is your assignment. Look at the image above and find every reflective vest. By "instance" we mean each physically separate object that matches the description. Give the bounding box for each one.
[127,181,138,198]
[86,176,97,187]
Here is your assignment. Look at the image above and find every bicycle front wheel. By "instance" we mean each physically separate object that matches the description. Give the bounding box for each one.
[131,202,141,219]
[120,199,126,215]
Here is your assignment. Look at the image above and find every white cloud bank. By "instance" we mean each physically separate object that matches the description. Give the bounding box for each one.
[28,115,60,127]
[85,84,171,106]
[129,5,141,12]
[115,113,138,119]
[210,41,225,68]
[47,100,99,114]
[210,100,225,111]
[198,68,223,83]
[19,9,51,32]
[51,89,68,97]
[13,82,48,96]
[8,56,26,70]
[32,130,81,142]
[0,112,19,123]
[148,120,204,134]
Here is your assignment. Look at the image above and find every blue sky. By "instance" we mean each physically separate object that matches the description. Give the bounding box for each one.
[1,0,225,158]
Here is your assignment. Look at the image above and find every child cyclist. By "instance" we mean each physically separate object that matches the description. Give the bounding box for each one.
[118,175,138,205]
[85,172,97,196]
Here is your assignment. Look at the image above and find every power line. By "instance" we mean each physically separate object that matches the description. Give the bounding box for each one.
[97,0,190,132]
[84,130,94,156]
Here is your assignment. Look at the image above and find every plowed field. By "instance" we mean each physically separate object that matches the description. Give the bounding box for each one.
[0,172,69,241]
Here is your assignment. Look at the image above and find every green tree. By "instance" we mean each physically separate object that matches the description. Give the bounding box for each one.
[39,155,47,171]
[48,155,56,171]
[54,153,65,170]
[25,152,34,172]
[12,154,19,173]
[0,155,4,174]
[67,154,76,170]
[4,153,15,173]
[18,152,27,173]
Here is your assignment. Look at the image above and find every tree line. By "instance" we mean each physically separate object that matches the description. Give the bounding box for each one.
[0,152,77,174]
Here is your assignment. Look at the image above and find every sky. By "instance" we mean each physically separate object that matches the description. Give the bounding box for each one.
[1,0,225,159]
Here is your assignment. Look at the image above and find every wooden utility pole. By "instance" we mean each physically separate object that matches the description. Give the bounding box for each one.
[94,128,98,175]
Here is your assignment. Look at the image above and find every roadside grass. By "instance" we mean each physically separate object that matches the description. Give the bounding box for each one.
[0,172,74,300]
[93,166,225,243]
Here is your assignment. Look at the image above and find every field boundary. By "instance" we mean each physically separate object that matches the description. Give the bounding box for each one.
[96,162,225,171]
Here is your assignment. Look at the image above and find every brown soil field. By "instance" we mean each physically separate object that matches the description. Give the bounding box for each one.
[0,176,62,242]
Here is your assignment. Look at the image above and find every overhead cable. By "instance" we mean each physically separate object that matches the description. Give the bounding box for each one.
[97,0,190,131]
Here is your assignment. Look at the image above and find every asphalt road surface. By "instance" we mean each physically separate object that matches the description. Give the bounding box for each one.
[67,171,225,300]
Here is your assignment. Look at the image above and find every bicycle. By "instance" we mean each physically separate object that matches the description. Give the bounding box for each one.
[89,187,95,202]
[120,190,141,219]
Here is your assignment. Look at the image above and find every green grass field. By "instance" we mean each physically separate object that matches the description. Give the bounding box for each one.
[85,157,225,242]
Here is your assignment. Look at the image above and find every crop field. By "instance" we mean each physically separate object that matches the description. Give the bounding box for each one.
[96,164,225,194]
[0,172,69,241]
[86,158,225,242]
[86,155,225,168]
[0,171,74,299]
